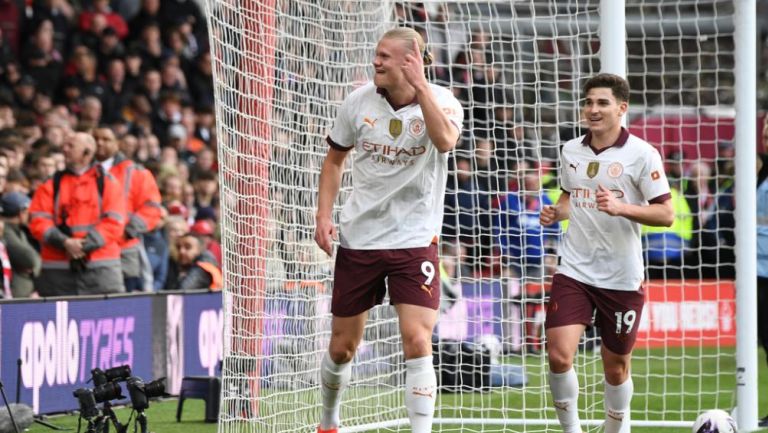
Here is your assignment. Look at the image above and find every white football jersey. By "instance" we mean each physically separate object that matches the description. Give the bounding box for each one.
[328,82,463,249]
[557,128,671,290]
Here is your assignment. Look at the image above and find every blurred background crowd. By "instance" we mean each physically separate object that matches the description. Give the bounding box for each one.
[0,0,222,298]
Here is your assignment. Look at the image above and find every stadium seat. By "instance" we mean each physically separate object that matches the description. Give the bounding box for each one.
[176,376,221,423]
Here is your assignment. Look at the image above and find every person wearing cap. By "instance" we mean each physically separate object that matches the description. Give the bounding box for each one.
[190,218,221,266]
[0,191,41,298]
[13,75,36,111]
[29,131,126,296]
[93,126,162,292]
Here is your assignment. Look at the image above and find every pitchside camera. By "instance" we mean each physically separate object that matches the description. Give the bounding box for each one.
[73,382,124,419]
[91,365,132,386]
[126,377,166,411]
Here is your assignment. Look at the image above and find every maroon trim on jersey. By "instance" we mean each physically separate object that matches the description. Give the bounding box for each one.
[326,136,353,152]
[581,127,630,155]
[376,87,417,111]
[648,192,671,204]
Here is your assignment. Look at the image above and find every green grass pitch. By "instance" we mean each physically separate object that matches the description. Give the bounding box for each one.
[26,348,767,433]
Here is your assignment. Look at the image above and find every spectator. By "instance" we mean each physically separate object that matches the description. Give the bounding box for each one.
[158,0,206,44]
[192,104,214,146]
[700,141,736,278]
[188,51,213,109]
[22,19,63,98]
[29,131,126,296]
[78,0,129,41]
[189,218,221,266]
[0,191,40,298]
[128,0,161,42]
[139,68,162,111]
[27,0,76,55]
[95,26,126,72]
[160,56,190,103]
[101,58,132,124]
[66,47,106,99]
[13,75,37,111]
[136,21,165,70]
[153,91,183,145]
[79,95,102,127]
[0,0,22,57]
[494,165,559,281]
[94,126,162,291]
[168,232,220,291]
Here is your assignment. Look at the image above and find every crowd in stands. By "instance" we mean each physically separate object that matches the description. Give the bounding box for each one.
[0,1,763,298]
[0,0,221,298]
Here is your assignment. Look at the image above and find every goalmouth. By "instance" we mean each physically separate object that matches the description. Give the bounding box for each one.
[203,0,758,432]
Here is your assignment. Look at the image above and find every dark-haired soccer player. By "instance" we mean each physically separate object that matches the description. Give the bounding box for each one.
[540,73,674,433]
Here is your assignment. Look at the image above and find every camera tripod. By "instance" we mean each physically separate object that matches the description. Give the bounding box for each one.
[0,380,20,433]
[127,410,147,433]
[79,404,127,433]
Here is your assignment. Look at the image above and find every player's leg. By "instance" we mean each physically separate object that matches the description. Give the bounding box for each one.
[601,346,633,433]
[388,243,441,433]
[544,274,594,433]
[319,312,368,432]
[594,286,645,433]
[319,247,388,433]
[546,324,586,433]
[396,303,439,433]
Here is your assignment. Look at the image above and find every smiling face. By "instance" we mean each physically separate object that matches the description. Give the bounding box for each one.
[372,37,409,90]
[582,87,627,136]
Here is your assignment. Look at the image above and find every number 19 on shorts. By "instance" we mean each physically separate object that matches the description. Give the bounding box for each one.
[614,310,637,334]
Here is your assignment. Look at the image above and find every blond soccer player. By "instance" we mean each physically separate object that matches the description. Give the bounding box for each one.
[313,27,463,433]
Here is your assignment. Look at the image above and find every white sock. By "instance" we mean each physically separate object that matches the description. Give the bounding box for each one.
[319,352,351,430]
[404,355,437,433]
[604,378,633,433]
[549,368,582,433]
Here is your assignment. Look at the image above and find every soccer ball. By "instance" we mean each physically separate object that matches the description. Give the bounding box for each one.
[692,409,738,433]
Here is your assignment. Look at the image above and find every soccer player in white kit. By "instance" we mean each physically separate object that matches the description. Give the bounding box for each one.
[313,27,463,433]
[540,74,674,433]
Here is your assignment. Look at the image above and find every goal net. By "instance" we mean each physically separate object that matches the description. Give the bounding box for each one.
[204,1,740,432]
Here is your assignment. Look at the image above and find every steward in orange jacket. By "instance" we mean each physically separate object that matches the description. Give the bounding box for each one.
[29,132,126,296]
[94,127,162,291]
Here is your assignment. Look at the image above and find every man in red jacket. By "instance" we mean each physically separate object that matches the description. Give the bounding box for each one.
[93,126,162,291]
[29,132,126,296]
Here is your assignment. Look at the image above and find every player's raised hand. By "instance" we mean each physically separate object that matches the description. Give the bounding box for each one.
[540,205,558,226]
[596,184,624,216]
[314,215,337,256]
[401,38,428,91]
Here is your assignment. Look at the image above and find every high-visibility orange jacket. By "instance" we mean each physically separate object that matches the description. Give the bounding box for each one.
[29,165,126,268]
[108,153,162,250]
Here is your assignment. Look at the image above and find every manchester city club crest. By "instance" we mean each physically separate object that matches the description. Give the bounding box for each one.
[587,161,600,178]
[389,119,402,138]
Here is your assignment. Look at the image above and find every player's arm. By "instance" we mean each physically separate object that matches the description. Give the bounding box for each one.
[314,147,349,256]
[596,184,674,227]
[540,192,570,226]
[402,39,459,153]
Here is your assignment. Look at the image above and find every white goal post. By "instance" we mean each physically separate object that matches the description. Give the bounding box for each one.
[203,1,757,432]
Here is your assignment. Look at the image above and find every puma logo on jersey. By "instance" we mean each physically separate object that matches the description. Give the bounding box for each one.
[569,163,579,172]
[363,117,377,128]
[420,284,433,297]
